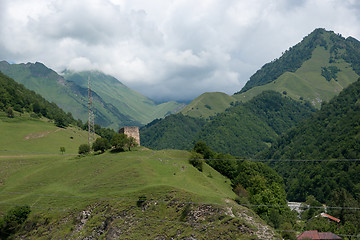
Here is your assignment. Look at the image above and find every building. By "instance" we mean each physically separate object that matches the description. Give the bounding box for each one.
[119,126,140,146]
[318,213,340,223]
[297,230,341,240]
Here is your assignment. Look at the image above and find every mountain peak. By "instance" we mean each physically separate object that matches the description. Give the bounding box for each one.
[236,28,355,94]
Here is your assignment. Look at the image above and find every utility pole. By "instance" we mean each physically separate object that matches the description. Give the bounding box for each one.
[88,76,95,146]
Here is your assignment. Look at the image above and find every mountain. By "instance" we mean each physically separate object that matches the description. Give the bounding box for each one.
[63,71,185,125]
[258,78,360,202]
[181,29,360,120]
[234,28,360,109]
[0,61,184,130]
[141,91,315,157]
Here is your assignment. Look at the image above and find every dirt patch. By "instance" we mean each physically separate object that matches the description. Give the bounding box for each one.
[24,128,63,140]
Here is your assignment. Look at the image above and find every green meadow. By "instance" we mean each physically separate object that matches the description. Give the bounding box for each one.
[0,113,88,155]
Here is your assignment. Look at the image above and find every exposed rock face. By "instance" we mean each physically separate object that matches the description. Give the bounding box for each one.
[16,199,278,239]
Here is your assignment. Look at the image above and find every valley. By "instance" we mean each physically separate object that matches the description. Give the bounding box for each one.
[1,28,360,239]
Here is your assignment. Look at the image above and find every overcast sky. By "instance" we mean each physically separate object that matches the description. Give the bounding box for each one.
[1,0,360,102]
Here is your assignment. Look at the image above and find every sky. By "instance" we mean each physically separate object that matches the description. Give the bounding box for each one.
[1,0,360,102]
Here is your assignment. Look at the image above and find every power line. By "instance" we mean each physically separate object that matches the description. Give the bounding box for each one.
[0,202,69,212]
[1,191,360,211]
[2,148,360,162]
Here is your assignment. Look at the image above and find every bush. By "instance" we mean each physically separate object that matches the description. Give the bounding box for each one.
[189,151,204,172]
[0,205,31,238]
[137,196,147,207]
[78,144,90,155]
[92,138,110,153]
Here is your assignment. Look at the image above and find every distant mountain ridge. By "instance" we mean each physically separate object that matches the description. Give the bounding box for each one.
[0,61,184,129]
[63,71,185,126]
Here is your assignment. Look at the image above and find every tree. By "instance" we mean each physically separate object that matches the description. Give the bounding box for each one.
[60,147,65,155]
[92,138,110,153]
[78,144,90,155]
[6,107,14,118]
[111,133,128,151]
[127,137,138,151]
[189,151,204,172]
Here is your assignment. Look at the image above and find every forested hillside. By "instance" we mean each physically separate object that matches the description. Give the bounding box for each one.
[141,91,315,157]
[196,91,314,156]
[0,71,76,127]
[140,114,206,150]
[259,78,360,199]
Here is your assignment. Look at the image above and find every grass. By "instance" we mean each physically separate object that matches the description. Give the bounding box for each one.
[0,114,277,239]
[0,149,236,212]
[0,150,273,239]
[0,113,88,155]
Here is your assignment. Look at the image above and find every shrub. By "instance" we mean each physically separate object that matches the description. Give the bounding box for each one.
[189,151,204,172]
[78,144,90,155]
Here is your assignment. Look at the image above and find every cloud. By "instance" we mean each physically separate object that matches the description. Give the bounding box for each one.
[0,0,360,102]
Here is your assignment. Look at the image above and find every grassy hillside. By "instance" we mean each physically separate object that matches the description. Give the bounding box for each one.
[0,149,278,239]
[235,46,359,108]
[234,29,360,109]
[180,92,238,119]
[0,113,88,155]
[63,71,185,125]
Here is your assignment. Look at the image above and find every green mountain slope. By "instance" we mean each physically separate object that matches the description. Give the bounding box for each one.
[259,78,360,202]
[0,61,137,129]
[63,71,185,125]
[235,29,360,109]
[180,92,238,119]
[141,91,314,157]
[140,113,206,150]
[195,91,314,157]
[257,79,360,234]
[0,71,89,154]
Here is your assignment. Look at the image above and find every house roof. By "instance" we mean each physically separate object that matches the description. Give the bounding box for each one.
[320,213,341,223]
[297,230,342,240]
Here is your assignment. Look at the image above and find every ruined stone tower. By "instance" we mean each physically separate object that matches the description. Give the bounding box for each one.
[119,126,140,146]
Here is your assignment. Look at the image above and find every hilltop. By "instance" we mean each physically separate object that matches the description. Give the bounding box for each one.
[0,149,278,239]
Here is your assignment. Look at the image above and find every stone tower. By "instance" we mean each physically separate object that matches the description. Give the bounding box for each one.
[119,126,140,146]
